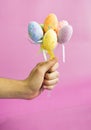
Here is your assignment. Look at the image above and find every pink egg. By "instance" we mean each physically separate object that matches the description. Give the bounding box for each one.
[58,25,73,44]
[58,20,68,29]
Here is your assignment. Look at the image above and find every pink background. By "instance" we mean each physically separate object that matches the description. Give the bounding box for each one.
[0,0,91,130]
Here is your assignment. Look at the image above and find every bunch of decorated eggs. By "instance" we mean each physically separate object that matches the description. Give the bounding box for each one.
[28,13,73,60]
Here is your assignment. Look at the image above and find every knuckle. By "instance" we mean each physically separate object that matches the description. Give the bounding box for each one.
[36,62,44,68]
[36,63,41,67]
[36,67,42,74]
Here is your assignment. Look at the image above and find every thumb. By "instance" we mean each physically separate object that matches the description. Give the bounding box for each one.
[41,57,58,73]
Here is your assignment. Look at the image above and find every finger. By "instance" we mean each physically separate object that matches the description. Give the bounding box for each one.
[49,62,59,72]
[40,57,58,73]
[45,71,59,80]
[43,85,56,90]
[43,78,59,86]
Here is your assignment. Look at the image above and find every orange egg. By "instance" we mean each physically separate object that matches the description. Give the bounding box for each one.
[44,13,58,33]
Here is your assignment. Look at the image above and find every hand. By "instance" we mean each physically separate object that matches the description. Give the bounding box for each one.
[24,58,59,99]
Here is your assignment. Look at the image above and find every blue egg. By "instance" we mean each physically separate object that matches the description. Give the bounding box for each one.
[28,21,43,43]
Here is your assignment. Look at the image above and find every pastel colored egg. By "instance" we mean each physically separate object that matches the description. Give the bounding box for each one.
[44,13,58,33]
[58,20,68,29]
[58,25,73,44]
[41,29,58,51]
[56,20,69,34]
[28,21,43,43]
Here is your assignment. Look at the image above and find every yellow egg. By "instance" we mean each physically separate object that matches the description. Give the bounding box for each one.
[44,13,58,33]
[41,29,58,59]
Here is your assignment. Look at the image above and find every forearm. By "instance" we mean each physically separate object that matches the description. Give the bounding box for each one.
[0,78,31,99]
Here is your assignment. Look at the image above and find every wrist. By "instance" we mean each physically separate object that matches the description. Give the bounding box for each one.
[22,79,39,100]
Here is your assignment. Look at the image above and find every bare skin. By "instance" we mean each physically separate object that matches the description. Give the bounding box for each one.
[0,58,59,99]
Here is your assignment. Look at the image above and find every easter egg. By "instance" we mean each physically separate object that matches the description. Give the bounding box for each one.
[58,25,73,44]
[58,20,68,29]
[41,29,57,51]
[44,13,58,33]
[28,21,43,43]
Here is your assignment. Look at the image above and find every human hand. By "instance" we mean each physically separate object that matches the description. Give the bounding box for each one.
[24,57,59,99]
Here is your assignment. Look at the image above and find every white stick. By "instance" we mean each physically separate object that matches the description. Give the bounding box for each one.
[62,44,65,63]
[43,50,47,61]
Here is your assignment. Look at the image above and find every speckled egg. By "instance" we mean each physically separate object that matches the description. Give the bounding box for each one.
[58,25,73,44]
[41,29,57,51]
[28,21,43,43]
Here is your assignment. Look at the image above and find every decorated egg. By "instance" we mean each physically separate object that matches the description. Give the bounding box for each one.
[58,25,73,44]
[41,29,57,51]
[44,13,58,33]
[58,20,68,29]
[28,21,43,43]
